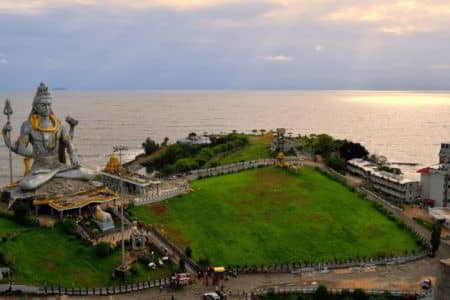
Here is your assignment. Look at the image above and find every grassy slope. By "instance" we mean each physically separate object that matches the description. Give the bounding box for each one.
[0,222,171,287]
[216,134,272,165]
[132,167,419,266]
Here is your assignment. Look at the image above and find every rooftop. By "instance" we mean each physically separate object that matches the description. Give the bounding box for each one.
[428,207,450,220]
[348,158,419,184]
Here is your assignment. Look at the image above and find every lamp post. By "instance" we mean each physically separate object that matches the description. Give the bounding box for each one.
[113,145,128,269]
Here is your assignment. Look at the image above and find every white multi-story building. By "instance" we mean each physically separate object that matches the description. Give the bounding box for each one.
[347,158,420,203]
[418,143,450,208]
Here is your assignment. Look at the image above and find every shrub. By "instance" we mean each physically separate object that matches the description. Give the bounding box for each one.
[185,246,192,258]
[13,202,30,224]
[175,158,199,173]
[61,219,76,235]
[352,288,368,300]
[313,285,328,300]
[431,222,442,255]
[94,242,112,258]
[179,258,186,272]
[324,152,346,172]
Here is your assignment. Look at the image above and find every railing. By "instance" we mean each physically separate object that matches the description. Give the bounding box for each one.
[0,278,173,296]
[251,285,428,299]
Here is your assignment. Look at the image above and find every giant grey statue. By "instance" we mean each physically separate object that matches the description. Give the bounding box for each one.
[2,82,94,191]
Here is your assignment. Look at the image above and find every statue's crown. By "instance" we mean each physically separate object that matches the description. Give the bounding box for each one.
[33,82,52,104]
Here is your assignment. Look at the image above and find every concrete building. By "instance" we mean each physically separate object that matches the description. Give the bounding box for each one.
[177,136,211,145]
[417,143,450,207]
[347,158,420,203]
[417,165,449,207]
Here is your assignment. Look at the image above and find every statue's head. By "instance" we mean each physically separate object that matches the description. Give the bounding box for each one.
[32,82,52,117]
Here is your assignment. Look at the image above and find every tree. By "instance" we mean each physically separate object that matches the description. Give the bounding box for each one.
[13,202,30,224]
[431,221,442,255]
[185,246,192,258]
[260,129,266,136]
[161,137,169,147]
[179,258,186,272]
[188,132,197,139]
[251,129,258,135]
[339,140,369,161]
[94,242,113,258]
[312,134,336,157]
[352,288,368,300]
[313,285,328,300]
[61,219,76,235]
[325,152,346,172]
[142,137,159,155]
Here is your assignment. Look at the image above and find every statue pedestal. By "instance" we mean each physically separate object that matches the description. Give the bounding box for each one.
[94,219,115,232]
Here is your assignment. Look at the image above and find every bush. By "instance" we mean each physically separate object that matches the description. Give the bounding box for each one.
[324,152,346,172]
[178,258,186,272]
[185,246,192,258]
[13,202,30,224]
[142,137,160,155]
[352,288,368,300]
[431,222,442,254]
[175,158,199,173]
[313,285,328,300]
[61,219,77,235]
[94,242,113,258]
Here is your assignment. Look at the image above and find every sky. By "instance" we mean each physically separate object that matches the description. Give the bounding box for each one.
[1,0,450,90]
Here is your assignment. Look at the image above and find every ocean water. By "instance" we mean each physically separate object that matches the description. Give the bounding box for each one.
[1,90,450,185]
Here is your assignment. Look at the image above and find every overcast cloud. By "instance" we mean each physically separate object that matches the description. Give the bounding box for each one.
[0,0,449,90]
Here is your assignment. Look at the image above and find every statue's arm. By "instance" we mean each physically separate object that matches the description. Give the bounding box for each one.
[2,121,33,157]
[61,125,79,166]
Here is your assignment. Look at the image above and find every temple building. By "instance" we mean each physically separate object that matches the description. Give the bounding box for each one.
[100,154,161,198]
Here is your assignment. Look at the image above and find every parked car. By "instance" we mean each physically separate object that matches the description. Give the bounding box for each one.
[148,262,156,269]
[420,278,432,289]
[171,272,192,286]
[203,292,220,300]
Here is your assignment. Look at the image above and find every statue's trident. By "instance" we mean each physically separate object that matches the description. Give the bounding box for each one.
[3,99,13,184]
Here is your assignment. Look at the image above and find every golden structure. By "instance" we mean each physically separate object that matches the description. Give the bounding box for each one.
[32,186,118,213]
[275,152,287,167]
[104,153,121,174]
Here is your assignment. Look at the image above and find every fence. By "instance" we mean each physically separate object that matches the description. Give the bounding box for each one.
[251,285,428,299]
[225,250,430,276]
[0,278,172,296]
[189,159,275,179]
[143,226,201,274]
[134,186,188,206]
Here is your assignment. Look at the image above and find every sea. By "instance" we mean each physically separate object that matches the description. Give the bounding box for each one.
[1,90,450,185]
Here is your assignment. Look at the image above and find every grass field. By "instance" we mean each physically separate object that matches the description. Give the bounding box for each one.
[132,167,420,266]
[0,219,172,287]
[215,134,272,165]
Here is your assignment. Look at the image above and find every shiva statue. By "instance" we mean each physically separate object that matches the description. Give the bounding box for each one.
[2,82,94,191]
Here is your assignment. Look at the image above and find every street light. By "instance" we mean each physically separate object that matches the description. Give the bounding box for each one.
[113,145,128,270]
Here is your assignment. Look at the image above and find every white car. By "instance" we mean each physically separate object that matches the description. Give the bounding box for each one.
[148,262,156,269]
[203,292,220,300]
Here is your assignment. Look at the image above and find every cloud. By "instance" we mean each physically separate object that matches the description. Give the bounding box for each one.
[323,1,450,34]
[0,0,243,14]
[3,0,450,35]
[261,55,294,62]
[430,64,450,70]
[0,55,8,64]
[315,45,323,52]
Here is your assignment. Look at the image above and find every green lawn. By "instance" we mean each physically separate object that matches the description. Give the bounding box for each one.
[214,134,272,165]
[132,167,420,266]
[0,220,171,287]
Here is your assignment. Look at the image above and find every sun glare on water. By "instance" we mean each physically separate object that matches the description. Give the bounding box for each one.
[342,92,450,106]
